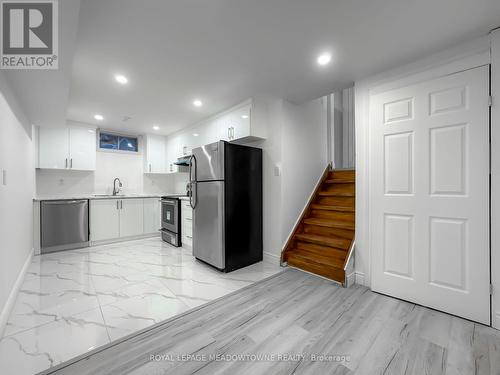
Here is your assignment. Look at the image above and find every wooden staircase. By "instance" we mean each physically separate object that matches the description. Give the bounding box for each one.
[281,167,355,285]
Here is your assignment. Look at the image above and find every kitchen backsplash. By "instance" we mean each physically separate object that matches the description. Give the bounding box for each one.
[35,151,188,196]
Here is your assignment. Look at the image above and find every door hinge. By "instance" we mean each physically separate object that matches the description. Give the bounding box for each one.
[490,284,494,295]
[489,95,493,107]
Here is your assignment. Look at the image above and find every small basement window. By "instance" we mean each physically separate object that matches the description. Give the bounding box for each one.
[99,132,139,153]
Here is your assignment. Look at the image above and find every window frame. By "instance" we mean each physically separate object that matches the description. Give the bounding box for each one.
[97,129,142,155]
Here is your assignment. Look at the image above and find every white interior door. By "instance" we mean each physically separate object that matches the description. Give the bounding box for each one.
[369,66,490,324]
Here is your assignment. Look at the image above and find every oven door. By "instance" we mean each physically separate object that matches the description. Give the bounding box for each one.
[161,199,178,233]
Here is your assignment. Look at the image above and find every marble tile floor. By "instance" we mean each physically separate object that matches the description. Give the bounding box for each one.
[0,237,283,375]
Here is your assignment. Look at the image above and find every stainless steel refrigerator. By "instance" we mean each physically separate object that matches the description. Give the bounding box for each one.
[188,141,262,272]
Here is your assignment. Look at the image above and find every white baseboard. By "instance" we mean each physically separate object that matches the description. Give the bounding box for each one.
[0,248,33,339]
[90,233,160,247]
[355,271,366,286]
[263,251,280,265]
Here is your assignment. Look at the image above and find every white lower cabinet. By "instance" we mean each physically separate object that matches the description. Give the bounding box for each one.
[120,199,144,237]
[90,198,159,242]
[181,200,193,248]
[143,198,161,234]
[90,199,120,241]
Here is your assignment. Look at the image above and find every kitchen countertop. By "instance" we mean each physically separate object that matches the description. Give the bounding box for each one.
[33,193,173,201]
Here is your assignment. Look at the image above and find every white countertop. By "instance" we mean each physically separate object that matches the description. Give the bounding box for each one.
[33,193,183,201]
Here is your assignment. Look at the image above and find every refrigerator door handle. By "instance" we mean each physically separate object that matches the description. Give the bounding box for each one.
[189,154,198,209]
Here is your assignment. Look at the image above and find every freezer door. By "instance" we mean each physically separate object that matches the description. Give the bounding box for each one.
[192,141,224,181]
[193,181,225,269]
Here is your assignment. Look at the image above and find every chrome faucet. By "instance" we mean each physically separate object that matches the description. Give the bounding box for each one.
[112,178,122,196]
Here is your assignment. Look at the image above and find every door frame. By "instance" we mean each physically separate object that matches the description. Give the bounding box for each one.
[354,35,496,323]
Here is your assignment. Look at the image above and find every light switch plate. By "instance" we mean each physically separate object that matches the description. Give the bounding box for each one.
[274,165,281,177]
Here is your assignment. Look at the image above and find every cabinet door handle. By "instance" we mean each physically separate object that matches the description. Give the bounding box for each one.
[120,200,123,209]
[116,200,119,209]
[186,235,192,239]
[186,217,192,221]
[65,158,68,168]
[70,158,73,169]
[149,164,151,173]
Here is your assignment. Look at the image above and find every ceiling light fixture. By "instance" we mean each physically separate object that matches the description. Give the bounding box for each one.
[241,115,249,119]
[115,74,128,84]
[317,53,332,66]
[94,114,104,121]
[193,133,199,137]
[193,99,203,107]
[153,125,160,131]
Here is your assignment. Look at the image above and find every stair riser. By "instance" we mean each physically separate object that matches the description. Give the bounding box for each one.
[316,197,355,207]
[287,256,345,282]
[309,209,355,221]
[328,170,355,178]
[322,184,355,193]
[303,224,354,241]
[295,242,347,262]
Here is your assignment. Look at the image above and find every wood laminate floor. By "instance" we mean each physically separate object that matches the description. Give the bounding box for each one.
[41,268,500,375]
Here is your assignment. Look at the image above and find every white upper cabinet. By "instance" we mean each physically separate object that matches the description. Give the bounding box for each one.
[38,126,96,170]
[144,134,166,173]
[69,127,97,170]
[219,103,251,142]
[39,127,69,169]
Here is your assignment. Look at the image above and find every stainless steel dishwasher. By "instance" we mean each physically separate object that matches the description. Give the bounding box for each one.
[41,200,89,253]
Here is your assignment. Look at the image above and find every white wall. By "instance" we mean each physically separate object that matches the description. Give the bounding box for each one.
[36,148,177,196]
[354,35,491,287]
[280,99,327,244]
[249,97,327,260]
[0,72,35,336]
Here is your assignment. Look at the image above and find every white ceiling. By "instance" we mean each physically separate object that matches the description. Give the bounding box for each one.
[4,0,500,135]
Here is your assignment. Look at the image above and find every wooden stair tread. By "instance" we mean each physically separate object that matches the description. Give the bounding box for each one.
[287,250,344,269]
[311,204,354,212]
[318,190,355,197]
[325,178,355,184]
[304,217,354,230]
[295,233,351,250]
[287,252,345,282]
[295,242,347,261]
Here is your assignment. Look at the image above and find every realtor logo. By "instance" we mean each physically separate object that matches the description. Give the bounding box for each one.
[1,0,58,69]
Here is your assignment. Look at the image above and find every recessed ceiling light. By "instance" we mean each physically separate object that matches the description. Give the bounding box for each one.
[193,133,199,137]
[193,99,203,107]
[115,74,128,84]
[317,53,332,66]
[153,125,160,131]
[241,115,249,119]
[94,114,104,121]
